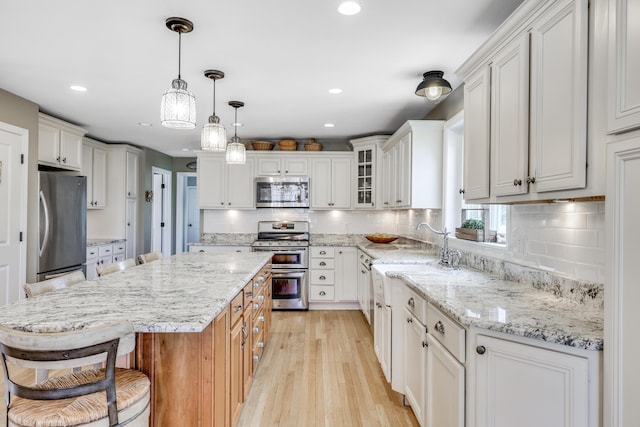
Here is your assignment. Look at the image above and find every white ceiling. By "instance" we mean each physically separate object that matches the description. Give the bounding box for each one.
[0,0,524,158]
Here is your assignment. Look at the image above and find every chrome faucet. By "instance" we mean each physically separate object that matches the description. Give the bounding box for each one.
[416,222,461,269]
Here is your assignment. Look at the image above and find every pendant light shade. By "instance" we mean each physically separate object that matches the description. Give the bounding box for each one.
[201,70,227,151]
[161,17,196,129]
[226,101,246,164]
[415,70,452,104]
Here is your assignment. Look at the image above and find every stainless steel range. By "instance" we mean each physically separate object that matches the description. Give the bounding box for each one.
[251,221,309,310]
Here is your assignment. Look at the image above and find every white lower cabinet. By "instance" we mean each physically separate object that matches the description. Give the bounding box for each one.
[472,333,593,427]
[404,305,427,426]
[357,250,371,323]
[309,246,357,305]
[426,334,465,427]
[374,298,391,383]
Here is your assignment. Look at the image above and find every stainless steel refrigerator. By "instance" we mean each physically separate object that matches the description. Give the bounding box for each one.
[38,171,87,281]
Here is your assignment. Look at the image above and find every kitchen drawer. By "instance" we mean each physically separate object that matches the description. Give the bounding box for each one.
[86,246,99,261]
[97,255,113,267]
[98,244,113,257]
[427,302,466,363]
[310,270,335,285]
[309,285,335,301]
[310,247,335,258]
[112,242,126,254]
[252,289,266,313]
[310,258,335,269]
[113,254,125,263]
[230,291,244,326]
[405,286,428,325]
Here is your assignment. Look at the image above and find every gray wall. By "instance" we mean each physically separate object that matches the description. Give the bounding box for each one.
[0,89,40,282]
[141,147,174,254]
[423,85,464,121]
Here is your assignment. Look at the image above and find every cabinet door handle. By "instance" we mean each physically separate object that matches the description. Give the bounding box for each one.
[434,320,445,334]
[361,270,366,274]
[422,341,428,348]
[513,179,522,186]
[319,261,326,266]
[285,170,289,174]
[56,156,61,162]
[319,291,326,296]
[459,188,465,194]
[408,297,415,308]
[406,317,413,324]
[62,157,67,163]
[234,304,243,312]
[476,345,486,355]
[526,176,536,184]
[245,291,253,297]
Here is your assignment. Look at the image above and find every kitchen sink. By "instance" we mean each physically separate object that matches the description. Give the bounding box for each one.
[372,263,435,306]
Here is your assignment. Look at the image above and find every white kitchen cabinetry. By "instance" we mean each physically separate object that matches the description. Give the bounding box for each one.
[125,151,138,198]
[374,296,392,383]
[472,333,594,427]
[85,246,99,280]
[86,145,140,261]
[608,0,640,134]
[255,155,308,176]
[605,134,640,426]
[403,286,428,426]
[310,155,351,209]
[197,154,255,209]
[38,113,86,171]
[425,302,465,427]
[357,250,372,324]
[189,245,250,253]
[350,136,387,209]
[82,138,107,209]
[86,241,126,279]
[458,0,590,202]
[381,120,444,209]
[309,246,357,306]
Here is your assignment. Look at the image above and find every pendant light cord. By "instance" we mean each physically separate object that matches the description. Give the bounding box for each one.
[234,106,238,138]
[177,31,182,80]
[212,79,216,116]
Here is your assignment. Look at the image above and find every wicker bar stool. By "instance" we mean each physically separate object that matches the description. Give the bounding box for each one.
[96,258,136,277]
[0,320,150,427]
[136,251,163,265]
[23,270,86,298]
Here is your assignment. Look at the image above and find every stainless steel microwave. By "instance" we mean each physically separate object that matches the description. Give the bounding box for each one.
[255,176,310,208]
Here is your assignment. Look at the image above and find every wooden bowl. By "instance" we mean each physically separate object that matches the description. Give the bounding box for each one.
[365,234,398,244]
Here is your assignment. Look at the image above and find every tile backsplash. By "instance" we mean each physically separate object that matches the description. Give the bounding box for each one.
[201,200,605,284]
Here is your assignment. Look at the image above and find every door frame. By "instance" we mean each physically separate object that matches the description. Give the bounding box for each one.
[151,167,172,257]
[0,121,28,302]
[176,172,198,253]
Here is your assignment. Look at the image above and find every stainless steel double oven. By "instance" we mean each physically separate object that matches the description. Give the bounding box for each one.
[251,221,309,310]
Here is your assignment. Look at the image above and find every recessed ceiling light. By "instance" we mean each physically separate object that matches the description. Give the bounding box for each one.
[338,1,361,15]
[232,122,244,127]
[138,122,152,127]
[324,123,335,128]
[70,85,87,92]
[328,88,343,94]
[181,148,190,152]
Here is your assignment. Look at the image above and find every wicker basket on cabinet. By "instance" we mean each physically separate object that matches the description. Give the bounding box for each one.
[278,139,298,151]
[304,139,322,151]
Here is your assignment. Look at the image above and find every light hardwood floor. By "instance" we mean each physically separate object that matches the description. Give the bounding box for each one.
[237,310,419,427]
[0,311,419,426]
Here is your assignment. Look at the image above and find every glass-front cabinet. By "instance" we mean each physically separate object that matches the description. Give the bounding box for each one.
[350,135,388,209]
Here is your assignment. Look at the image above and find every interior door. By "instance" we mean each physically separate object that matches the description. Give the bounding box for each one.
[151,173,163,253]
[0,123,27,304]
[185,186,199,251]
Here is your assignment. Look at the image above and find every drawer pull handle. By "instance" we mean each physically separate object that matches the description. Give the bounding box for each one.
[319,275,326,280]
[319,291,326,296]
[422,341,428,348]
[254,282,260,289]
[434,321,445,334]
[199,250,205,253]
[234,305,243,312]
[257,341,265,348]
[257,295,265,302]
[319,261,326,266]
[253,354,260,363]
[408,297,415,308]
[257,315,265,322]
[406,317,413,324]
[253,303,259,310]
[476,345,486,355]
[319,251,326,255]
[253,326,260,334]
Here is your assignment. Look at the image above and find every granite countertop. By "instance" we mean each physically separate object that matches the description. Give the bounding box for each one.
[0,252,272,334]
[87,238,127,246]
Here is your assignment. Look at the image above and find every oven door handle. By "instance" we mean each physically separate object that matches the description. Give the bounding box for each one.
[272,269,307,277]
[253,248,307,253]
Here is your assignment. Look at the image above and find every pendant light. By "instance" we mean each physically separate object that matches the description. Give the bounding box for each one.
[415,70,452,104]
[160,17,196,129]
[201,70,227,151]
[226,101,246,164]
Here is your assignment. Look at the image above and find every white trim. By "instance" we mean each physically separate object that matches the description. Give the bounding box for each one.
[0,121,29,302]
[151,166,172,257]
[176,172,197,253]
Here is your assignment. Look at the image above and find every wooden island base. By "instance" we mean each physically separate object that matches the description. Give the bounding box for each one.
[136,264,272,427]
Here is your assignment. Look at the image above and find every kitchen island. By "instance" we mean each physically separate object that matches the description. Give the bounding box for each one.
[0,252,273,427]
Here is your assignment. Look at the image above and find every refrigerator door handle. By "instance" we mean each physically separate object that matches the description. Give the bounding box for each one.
[39,190,50,257]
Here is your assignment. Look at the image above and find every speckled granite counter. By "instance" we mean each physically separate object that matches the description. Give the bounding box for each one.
[0,252,272,334]
[87,238,126,246]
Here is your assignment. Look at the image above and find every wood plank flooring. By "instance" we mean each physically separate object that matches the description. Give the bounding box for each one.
[0,311,418,427]
[237,310,419,427]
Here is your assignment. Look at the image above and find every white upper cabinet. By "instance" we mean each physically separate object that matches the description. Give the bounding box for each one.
[198,153,255,209]
[350,136,387,209]
[457,0,590,203]
[82,138,107,209]
[255,154,308,177]
[382,120,443,209]
[608,0,640,134]
[125,151,138,198]
[310,155,351,209]
[38,113,86,171]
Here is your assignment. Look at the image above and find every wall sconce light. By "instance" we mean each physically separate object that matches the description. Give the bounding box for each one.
[415,70,452,104]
